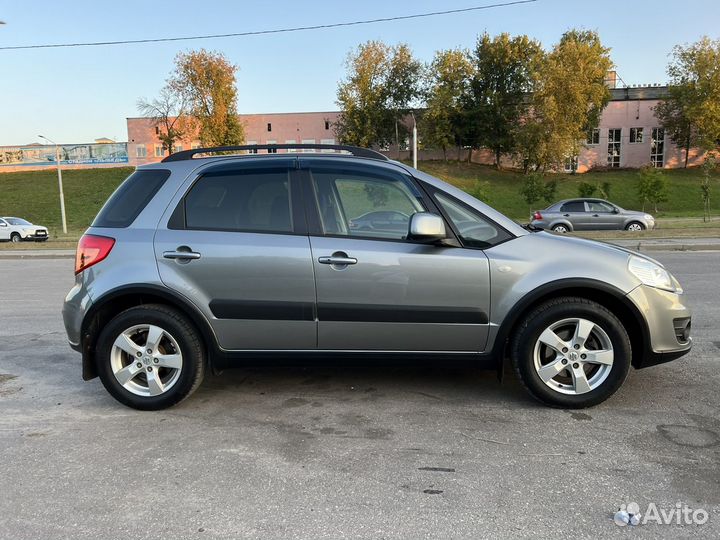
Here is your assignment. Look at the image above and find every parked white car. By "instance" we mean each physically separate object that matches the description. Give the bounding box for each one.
[0,217,49,242]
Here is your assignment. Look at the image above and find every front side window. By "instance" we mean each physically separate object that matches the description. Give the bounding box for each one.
[587,201,615,213]
[560,201,586,213]
[184,170,292,233]
[434,193,510,248]
[311,169,424,240]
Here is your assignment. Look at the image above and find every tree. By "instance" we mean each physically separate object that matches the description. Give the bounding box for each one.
[655,37,720,167]
[637,165,669,213]
[136,85,188,155]
[700,155,717,222]
[420,49,474,160]
[578,182,596,198]
[464,33,543,168]
[335,41,422,149]
[170,49,244,147]
[522,30,613,171]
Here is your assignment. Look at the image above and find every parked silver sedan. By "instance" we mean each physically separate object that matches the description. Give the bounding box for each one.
[531,199,655,233]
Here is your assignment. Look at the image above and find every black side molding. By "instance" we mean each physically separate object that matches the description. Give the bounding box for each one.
[209,300,314,321]
[318,303,488,324]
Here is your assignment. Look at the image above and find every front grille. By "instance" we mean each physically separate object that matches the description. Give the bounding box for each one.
[673,318,691,344]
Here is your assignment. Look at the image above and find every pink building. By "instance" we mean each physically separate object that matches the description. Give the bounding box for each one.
[127,111,340,166]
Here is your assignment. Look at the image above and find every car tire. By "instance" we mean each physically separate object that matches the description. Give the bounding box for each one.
[10,233,21,243]
[551,224,569,233]
[625,221,645,231]
[96,304,205,410]
[511,297,631,408]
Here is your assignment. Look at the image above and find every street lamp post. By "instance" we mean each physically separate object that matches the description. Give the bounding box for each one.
[39,135,68,235]
[410,111,418,170]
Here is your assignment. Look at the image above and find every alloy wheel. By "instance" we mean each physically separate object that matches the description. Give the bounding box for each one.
[626,223,643,232]
[110,324,183,397]
[532,317,614,395]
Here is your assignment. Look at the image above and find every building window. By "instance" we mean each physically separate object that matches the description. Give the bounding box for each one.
[587,128,600,145]
[267,123,272,132]
[629,127,644,144]
[607,128,621,168]
[135,145,147,158]
[324,120,331,130]
[301,139,316,153]
[154,144,165,158]
[284,140,296,153]
[174,144,183,152]
[191,141,201,149]
[320,138,336,152]
[651,128,665,168]
[155,126,160,135]
[564,156,578,173]
[266,140,277,153]
[247,141,258,154]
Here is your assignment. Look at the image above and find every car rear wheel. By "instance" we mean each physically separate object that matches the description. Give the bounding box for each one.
[10,233,20,243]
[96,304,205,410]
[625,222,644,231]
[511,297,631,408]
[551,224,569,233]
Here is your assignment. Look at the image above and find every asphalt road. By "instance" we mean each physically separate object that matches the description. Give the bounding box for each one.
[0,253,718,539]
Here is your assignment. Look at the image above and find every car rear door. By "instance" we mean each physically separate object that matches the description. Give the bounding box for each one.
[0,219,9,240]
[301,158,492,352]
[154,158,317,350]
[559,201,588,230]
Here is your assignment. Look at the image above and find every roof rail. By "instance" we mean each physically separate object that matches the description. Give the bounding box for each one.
[161,143,388,163]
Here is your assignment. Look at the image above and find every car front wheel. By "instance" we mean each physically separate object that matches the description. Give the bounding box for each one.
[96,304,205,410]
[511,297,631,408]
[625,222,645,231]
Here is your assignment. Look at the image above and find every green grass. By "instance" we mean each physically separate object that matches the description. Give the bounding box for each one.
[0,167,132,239]
[413,161,720,220]
[0,163,718,246]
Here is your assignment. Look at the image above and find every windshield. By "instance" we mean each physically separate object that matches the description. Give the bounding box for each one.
[4,218,31,226]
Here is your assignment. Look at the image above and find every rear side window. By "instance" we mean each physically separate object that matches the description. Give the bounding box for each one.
[560,201,586,212]
[184,169,293,233]
[93,169,170,228]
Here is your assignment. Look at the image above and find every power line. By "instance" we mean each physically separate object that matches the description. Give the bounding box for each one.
[0,0,538,51]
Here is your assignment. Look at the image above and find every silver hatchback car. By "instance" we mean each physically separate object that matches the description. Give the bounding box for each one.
[62,144,691,410]
[531,198,656,233]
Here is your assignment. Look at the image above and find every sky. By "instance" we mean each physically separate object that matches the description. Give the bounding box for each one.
[0,0,718,146]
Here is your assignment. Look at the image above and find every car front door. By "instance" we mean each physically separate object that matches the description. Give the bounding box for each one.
[154,159,317,350]
[302,158,492,352]
[586,200,621,230]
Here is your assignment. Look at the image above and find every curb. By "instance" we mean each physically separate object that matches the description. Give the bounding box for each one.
[0,250,75,260]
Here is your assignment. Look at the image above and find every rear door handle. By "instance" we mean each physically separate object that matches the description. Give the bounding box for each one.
[592,214,599,217]
[163,250,201,260]
[318,254,357,265]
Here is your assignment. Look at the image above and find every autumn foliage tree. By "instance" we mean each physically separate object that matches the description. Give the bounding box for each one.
[335,41,422,149]
[655,37,720,167]
[170,49,244,147]
[420,49,474,160]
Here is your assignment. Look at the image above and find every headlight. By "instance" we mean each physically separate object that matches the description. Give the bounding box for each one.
[643,214,654,220]
[628,255,676,292]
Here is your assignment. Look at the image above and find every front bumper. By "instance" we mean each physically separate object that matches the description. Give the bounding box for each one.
[627,284,692,368]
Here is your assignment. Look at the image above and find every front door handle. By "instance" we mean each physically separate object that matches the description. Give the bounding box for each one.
[318,253,357,265]
[163,250,201,260]
[563,213,570,217]
[592,214,599,217]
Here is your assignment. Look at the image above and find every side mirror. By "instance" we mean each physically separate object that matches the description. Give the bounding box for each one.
[612,208,620,214]
[407,212,447,243]
[0,222,6,227]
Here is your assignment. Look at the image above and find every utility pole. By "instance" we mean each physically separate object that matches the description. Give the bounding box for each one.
[411,111,418,170]
[39,135,68,234]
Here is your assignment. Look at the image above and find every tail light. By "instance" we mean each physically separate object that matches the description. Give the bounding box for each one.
[532,211,543,220]
[75,234,115,274]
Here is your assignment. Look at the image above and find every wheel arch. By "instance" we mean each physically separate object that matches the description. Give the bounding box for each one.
[80,284,218,381]
[492,279,649,374]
